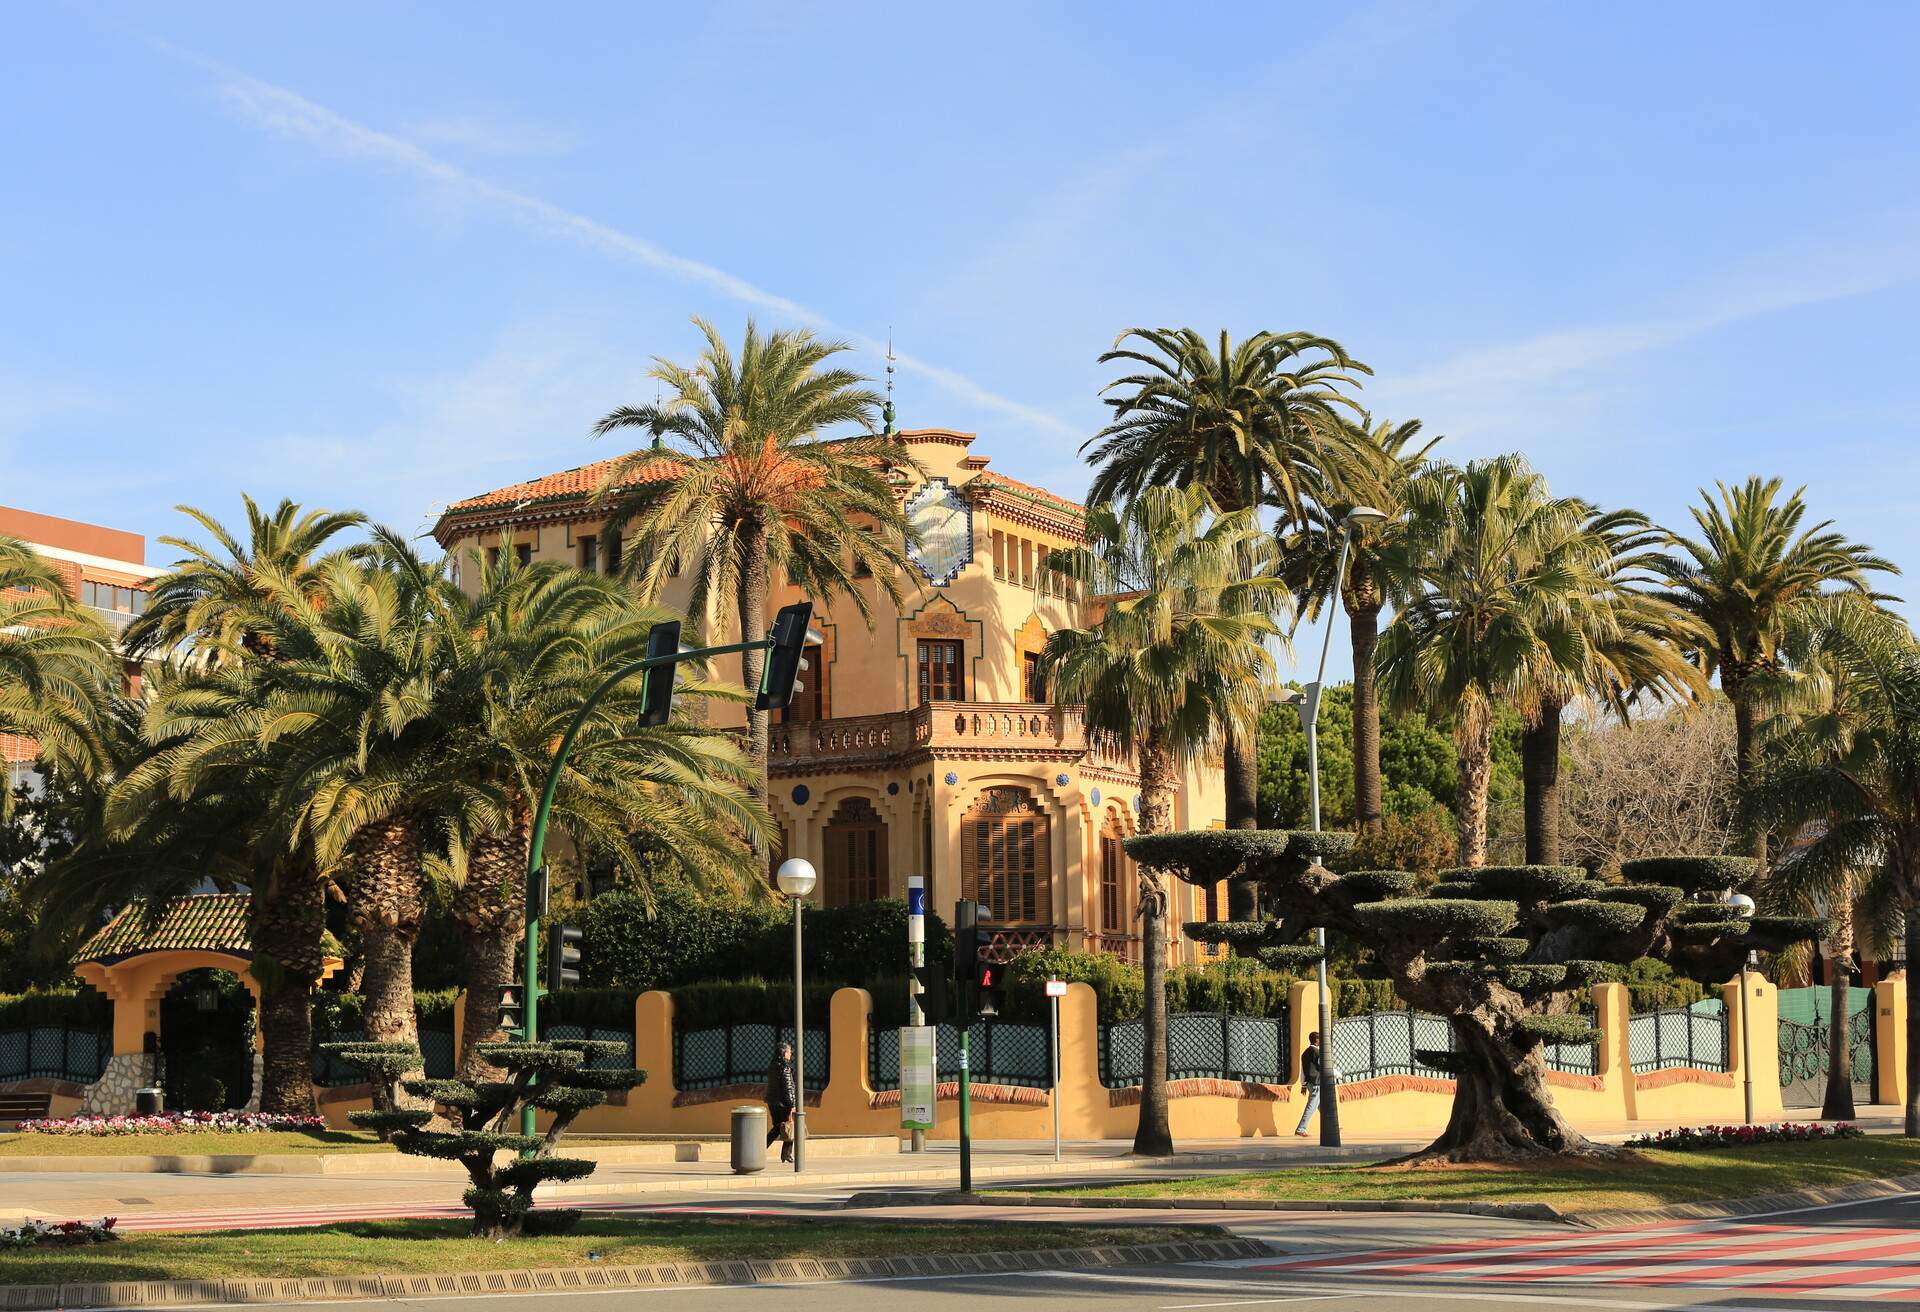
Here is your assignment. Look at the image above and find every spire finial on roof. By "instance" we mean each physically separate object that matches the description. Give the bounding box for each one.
[883,330,897,437]
[650,382,664,449]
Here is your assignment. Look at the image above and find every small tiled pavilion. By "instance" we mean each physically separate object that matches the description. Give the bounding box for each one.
[69,893,343,1115]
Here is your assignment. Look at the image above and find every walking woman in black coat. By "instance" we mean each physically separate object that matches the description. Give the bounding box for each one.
[765,1041,795,1163]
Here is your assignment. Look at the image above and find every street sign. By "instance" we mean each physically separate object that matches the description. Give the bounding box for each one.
[1044,978,1068,998]
[899,1024,936,1132]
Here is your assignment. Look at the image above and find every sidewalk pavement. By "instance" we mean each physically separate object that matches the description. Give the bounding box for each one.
[1,1106,1905,1226]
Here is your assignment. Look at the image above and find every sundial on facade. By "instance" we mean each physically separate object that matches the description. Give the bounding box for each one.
[904,477,973,586]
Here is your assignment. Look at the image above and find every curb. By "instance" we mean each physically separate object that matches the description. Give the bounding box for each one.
[0,1236,1270,1308]
[844,1189,1565,1223]
[1559,1171,1920,1229]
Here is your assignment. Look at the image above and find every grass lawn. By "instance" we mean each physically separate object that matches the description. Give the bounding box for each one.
[0,1130,390,1156]
[1,1216,1204,1285]
[1022,1139,1920,1214]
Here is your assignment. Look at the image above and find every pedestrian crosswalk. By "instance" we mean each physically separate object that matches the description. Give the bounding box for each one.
[1253,1215,1920,1300]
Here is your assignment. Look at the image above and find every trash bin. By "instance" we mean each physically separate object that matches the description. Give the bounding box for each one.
[730,1105,768,1174]
[136,1087,164,1116]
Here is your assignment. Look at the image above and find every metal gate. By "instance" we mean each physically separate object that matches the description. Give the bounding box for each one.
[1777,985,1875,1108]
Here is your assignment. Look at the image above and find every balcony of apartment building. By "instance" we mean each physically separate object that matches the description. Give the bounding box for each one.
[767,699,1137,779]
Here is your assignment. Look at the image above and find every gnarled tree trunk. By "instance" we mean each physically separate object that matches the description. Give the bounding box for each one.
[1133,737,1178,1157]
[456,801,531,1079]
[1406,1014,1615,1164]
[1522,700,1562,866]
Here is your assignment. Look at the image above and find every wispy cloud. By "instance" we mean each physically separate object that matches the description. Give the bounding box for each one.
[149,41,1079,439]
[401,112,576,158]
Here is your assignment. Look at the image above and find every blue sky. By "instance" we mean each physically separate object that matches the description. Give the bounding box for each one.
[6,3,1920,677]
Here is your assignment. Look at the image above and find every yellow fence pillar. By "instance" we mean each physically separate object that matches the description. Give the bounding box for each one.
[629,990,678,1128]
[820,988,873,1133]
[1877,972,1907,1110]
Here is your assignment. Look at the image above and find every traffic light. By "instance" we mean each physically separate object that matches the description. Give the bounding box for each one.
[952,900,993,1024]
[498,984,525,1038]
[526,863,549,922]
[972,955,1004,1020]
[638,620,681,727]
[909,958,949,1024]
[754,601,815,711]
[548,923,583,991]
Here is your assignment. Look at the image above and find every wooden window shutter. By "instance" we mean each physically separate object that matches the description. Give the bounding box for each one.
[1031,812,1051,924]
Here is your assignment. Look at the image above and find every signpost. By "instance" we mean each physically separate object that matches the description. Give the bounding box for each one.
[1045,977,1066,1161]
[906,875,928,1152]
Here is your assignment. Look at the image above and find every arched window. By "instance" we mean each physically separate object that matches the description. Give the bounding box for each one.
[961,787,1051,925]
[823,797,888,906]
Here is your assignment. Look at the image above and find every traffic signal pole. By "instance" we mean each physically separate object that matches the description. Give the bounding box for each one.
[519,633,785,1137]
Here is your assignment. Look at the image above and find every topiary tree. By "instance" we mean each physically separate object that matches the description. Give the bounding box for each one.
[1146,831,1819,1163]
[327,1037,645,1238]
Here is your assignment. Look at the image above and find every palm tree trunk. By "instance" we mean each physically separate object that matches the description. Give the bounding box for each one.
[349,814,426,1051]
[1350,603,1384,835]
[1223,727,1258,831]
[1455,709,1493,868]
[1906,908,1918,1138]
[456,803,531,1079]
[250,859,327,1116]
[1730,686,1768,867]
[1522,700,1563,866]
[738,518,771,867]
[1822,967,1856,1121]
[1133,738,1178,1157]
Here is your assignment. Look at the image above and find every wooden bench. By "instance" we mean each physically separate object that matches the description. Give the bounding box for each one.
[0,1092,53,1128]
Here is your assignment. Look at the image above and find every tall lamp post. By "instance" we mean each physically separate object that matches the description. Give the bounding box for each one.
[1723,889,1757,1123]
[1287,504,1388,1149]
[777,858,818,1172]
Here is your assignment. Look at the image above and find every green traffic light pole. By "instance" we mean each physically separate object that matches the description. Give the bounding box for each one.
[518,635,779,1137]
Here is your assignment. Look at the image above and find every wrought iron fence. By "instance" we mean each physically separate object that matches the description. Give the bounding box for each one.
[1543,1014,1601,1075]
[673,1022,828,1093]
[1329,1009,1457,1083]
[420,1022,456,1079]
[1627,999,1728,1073]
[1098,1011,1292,1089]
[0,1026,109,1084]
[1777,985,1875,1106]
[870,1019,1053,1090]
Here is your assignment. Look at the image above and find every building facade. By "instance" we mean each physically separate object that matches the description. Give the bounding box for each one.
[433,429,1230,963]
[1,505,159,788]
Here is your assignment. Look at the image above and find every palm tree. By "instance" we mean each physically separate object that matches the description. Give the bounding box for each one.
[1517,509,1706,864]
[0,535,113,805]
[123,497,366,664]
[1653,478,1898,863]
[1037,486,1283,1155]
[591,319,921,841]
[1741,598,1920,1135]
[1084,328,1370,832]
[433,550,767,1076]
[1279,419,1442,835]
[1377,456,1600,867]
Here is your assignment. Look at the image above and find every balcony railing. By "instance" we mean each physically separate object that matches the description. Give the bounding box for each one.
[769,700,1136,775]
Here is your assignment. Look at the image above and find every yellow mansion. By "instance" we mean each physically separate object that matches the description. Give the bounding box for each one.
[432,429,1228,963]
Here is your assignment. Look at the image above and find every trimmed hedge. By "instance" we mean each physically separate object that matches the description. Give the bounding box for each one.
[668,979,839,1032]
[1353,898,1519,939]
[1618,856,1759,895]
[0,988,109,1030]
[1125,830,1289,883]
[1334,870,1419,902]
[1545,899,1648,933]
[1462,865,1590,902]
[577,891,953,993]
[312,989,460,1037]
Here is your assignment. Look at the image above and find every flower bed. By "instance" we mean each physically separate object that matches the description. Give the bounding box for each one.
[1626,1121,1864,1151]
[0,1217,118,1249]
[18,1111,328,1136]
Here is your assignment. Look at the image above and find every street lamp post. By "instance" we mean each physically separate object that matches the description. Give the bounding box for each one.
[1724,890,1757,1123]
[1289,504,1388,1150]
[777,858,818,1172]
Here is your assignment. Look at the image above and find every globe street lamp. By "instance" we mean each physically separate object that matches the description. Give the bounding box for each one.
[1723,889,1757,1123]
[1289,504,1390,1148]
[776,857,818,1171]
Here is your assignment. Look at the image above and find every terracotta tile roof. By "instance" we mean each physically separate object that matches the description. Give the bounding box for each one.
[444,452,684,514]
[75,893,252,963]
[967,469,1087,517]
